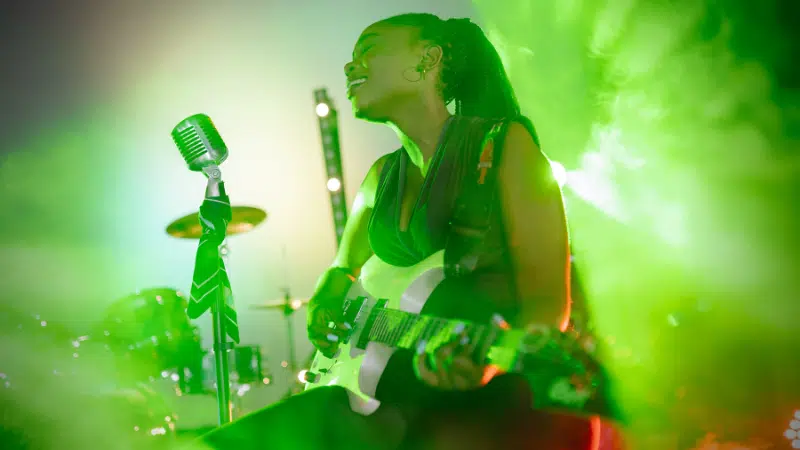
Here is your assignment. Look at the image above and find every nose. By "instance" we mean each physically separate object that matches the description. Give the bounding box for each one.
[344,60,356,77]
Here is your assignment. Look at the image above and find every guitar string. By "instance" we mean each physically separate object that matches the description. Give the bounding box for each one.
[367,307,590,371]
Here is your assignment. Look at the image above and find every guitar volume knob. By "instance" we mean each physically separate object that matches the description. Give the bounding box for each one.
[304,371,320,383]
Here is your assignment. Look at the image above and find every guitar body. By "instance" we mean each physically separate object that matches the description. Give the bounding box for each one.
[304,250,617,432]
[305,251,446,415]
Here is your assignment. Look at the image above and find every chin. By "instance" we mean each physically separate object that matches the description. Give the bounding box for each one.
[353,106,388,123]
[352,100,389,124]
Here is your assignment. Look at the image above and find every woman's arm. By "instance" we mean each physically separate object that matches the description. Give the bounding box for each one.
[307,153,393,353]
[497,121,570,330]
[414,121,571,389]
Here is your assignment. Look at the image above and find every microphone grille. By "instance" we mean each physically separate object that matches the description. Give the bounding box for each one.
[171,114,227,170]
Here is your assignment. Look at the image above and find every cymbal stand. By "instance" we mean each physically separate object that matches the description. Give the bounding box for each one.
[283,289,298,373]
[277,247,303,398]
[280,288,302,399]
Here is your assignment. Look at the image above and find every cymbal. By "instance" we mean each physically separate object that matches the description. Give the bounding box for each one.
[166,206,267,239]
[250,298,310,311]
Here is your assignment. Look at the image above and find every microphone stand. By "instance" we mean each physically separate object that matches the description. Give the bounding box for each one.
[202,164,233,426]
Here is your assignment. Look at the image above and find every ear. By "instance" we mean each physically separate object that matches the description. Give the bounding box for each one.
[419,44,444,71]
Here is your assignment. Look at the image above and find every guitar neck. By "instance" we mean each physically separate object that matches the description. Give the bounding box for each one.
[350,305,615,420]
[362,308,573,374]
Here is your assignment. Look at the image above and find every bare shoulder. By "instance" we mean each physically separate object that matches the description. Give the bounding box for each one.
[502,121,542,160]
[370,152,395,178]
[500,121,558,195]
[360,151,397,208]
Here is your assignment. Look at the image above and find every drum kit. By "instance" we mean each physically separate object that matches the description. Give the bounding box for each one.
[0,205,314,440]
[159,206,311,399]
[143,205,312,413]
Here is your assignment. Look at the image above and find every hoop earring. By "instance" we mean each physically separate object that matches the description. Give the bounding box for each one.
[402,66,424,82]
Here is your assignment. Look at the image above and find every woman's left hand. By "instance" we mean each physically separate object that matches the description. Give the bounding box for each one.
[413,332,485,390]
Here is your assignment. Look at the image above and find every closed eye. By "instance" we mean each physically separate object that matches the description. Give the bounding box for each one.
[353,44,375,61]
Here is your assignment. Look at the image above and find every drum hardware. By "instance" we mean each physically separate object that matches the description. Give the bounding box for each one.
[250,291,306,374]
[174,344,270,397]
[165,206,267,240]
[249,297,311,311]
[250,289,309,399]
[247,243,310,397]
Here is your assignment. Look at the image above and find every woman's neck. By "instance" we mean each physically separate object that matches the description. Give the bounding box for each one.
[386,97,452,176]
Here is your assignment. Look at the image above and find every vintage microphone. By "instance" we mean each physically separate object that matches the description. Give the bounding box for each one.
[172,113,229,178]
[171,113,237,425]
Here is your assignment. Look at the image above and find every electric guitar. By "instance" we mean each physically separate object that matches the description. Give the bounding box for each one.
[303,250,615,420]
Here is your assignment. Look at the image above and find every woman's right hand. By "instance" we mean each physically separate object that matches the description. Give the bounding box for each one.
[306,294,351,358]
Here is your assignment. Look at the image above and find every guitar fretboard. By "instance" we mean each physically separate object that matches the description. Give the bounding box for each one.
[350,305,615,419]
[364,308,575,372]
[368,308,491,349]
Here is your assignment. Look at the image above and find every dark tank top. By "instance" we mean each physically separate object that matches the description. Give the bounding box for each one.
[367,116,455,267]
[367,115,541,320]
[369,115,544,412]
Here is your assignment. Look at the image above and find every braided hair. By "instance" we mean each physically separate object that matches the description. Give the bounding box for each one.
[380,13,520,119]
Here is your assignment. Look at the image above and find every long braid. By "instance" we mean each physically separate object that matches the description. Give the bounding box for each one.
[382,14,520,119]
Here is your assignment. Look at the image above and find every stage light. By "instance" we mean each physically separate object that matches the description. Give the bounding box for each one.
[315,103,330,117]
[327,177,341,192]
[550,160,568,188]
[297,369,309,383]
[313,87,348,247]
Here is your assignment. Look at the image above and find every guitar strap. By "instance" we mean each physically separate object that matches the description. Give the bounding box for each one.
[443,119,510,278]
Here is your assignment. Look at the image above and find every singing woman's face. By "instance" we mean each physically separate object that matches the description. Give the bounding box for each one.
[343,23,430,122]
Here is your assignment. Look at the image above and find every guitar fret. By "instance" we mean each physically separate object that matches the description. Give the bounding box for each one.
[404,313,417,348]
[367,309,512,361]
[438,318,451,342]
[391,313,406,346]
[419,317,434,350]
[382,311,394,345]
[429,318,443,344]
[378,313,389,343]
[412,317,425,349]
[381,309,407,348]
[429,318,445,347]
[367,313,378,342]
[395,311,408,347]
[433,318,447,346]
[389,312,403,346]
[370,311,385,343]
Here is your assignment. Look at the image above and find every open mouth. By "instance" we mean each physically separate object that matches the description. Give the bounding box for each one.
[346,77,367,97]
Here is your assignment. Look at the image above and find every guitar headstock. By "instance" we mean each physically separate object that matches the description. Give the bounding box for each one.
[519,326,602,373]
[515,326,619,420]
